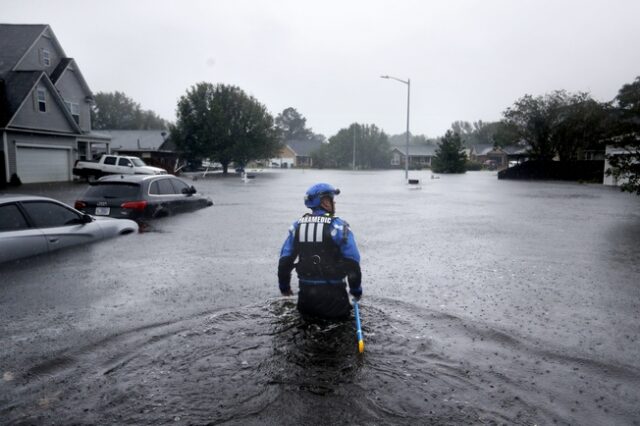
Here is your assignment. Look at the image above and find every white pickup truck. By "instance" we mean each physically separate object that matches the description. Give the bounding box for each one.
[73,154,167,180]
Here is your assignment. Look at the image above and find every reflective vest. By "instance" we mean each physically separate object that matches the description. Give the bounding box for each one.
[294,214,344,283]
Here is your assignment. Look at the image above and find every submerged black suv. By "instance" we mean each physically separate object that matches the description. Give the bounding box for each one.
[75,174,213,222]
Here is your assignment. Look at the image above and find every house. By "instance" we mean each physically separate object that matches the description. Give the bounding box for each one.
[390,144,436,169]
[99,129,177,172]
[470,144,508,168]
[0,24,109,184]
[501,144,529,165]
[271,140,324,168]
[603,144,638,186]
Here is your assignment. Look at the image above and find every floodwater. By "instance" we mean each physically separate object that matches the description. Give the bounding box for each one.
[1,169,639,425]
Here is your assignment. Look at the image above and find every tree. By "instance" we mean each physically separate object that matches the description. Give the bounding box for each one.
[503,92,568,161]
[552,93,608,161]
[91,91,168,130]
[492,121,521,148]
[448,120,517,148]
[431,130,467,173]
[275,107,315,142]
[389,132,436,146]
[170,82,281,173]
[503,90,610,161]
[606,76,640,195]
[312,123,390,169]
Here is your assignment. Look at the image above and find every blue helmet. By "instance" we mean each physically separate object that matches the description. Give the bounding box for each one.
[304,183,340,209]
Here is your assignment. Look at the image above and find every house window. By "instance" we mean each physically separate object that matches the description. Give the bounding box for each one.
[36,88,46,112]
[42,49,51,67]
[65,101,80,124]
[391,152,401,166]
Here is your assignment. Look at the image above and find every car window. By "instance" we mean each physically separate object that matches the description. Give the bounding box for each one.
[149,181,160,195]
[170,178,190,194]
[118,158,132,166]
[150,179,176,195]
[103,156,117,165]
[21,201,82,228]
[84,183,140,199]
[0,204,30,232]
[131,158,146,166]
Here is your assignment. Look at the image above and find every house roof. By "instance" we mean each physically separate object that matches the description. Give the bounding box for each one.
[0,24,88,131]
[391,144,436,156]
[0,71,41,127]
[159,136,176,151]
[49,57,94,100]
[501,145,529,155]
[0,24,48,77]
[103,130,171,151]
[49,57,73,82]
[286,139,324,156]
[470,144,495,155]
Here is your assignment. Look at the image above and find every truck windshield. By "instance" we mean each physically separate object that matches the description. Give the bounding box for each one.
[130,158,147,167]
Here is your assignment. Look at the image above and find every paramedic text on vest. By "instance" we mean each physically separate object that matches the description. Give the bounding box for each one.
[278,183,362,319]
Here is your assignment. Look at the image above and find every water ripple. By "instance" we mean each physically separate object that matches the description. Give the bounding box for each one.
[1,297,639,425]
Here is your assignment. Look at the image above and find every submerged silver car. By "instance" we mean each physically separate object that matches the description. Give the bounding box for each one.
[0,194,138,264]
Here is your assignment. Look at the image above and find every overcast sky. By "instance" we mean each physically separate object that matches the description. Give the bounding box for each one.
[3,0,640,138]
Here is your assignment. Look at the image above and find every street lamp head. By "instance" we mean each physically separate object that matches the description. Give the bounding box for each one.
[380,75,389,79]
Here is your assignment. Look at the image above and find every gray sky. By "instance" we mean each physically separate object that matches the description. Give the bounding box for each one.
[3,0,640,138]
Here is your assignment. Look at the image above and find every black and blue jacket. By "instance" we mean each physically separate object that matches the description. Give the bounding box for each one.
[278,208,362,298]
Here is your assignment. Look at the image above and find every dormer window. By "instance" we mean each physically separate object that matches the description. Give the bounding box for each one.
[42,49,51,67]
[36,88,46,112]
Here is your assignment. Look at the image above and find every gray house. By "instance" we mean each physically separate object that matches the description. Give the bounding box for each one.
[0,24,109,184]
[391,144,436,169]
[271,140,324,168]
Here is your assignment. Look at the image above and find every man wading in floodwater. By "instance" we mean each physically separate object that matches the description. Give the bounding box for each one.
[278,183,362,319]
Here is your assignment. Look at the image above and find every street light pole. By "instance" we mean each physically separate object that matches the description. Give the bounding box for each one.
[381,75,411,181]
[352,124,356,171]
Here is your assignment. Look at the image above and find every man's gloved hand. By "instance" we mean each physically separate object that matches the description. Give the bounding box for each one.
[350,287,362,301]
[279,281,293,297]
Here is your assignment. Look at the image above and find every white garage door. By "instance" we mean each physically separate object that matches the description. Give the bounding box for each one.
[16,146,70,183]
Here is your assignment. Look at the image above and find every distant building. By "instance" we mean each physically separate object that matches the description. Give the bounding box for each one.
[603,144,638,187]
[470,144,529,169]
[390,144,436,169]
[0,24,109,184]
[271,140,324,168]
[469,144,508,168]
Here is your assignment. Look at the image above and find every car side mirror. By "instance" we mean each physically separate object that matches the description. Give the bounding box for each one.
[128,163,134,167]
[82,214,93,223]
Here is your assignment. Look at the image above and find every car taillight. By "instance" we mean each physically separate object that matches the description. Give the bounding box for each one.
[74,200,86,210]
[120,200,147,211]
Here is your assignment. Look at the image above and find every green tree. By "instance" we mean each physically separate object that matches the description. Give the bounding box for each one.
[449,120,517,148]
[275,107,315,142]
[450,121,474,142]
[606,76,640,195]
[389,132,436,146]
[313,123,390,169]
[170,82,281,174]
[504,90,607,160]
[432,130,467,173]
[553,93,608,161]
[91,91,168,130]
[504,90,611,161]
[503,92,569,161]
[492,121,521,148]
